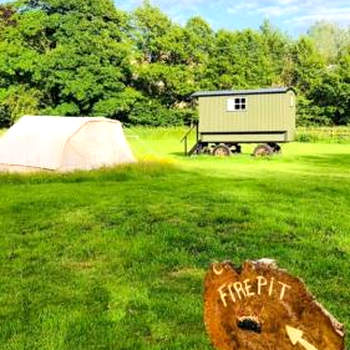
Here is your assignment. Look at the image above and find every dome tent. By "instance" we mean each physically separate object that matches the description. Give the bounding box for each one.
[0,116,135,172]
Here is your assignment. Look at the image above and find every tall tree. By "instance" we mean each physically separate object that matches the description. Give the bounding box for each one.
[130,1,196,126]
[183,16,215,92]
[260,19,292,86]
[0,0,136,123]
[310,47,350,125]
[0,3,42,125]
[206,28,275,90]
[289,37,334,125]
[307,21,350,64]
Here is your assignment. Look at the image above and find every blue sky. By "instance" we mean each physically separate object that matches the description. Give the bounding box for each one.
[116,0,350,36]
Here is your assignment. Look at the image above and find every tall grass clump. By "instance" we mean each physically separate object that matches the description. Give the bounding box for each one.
[296,127,350,143]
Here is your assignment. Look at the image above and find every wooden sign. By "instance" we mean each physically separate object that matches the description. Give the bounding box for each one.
[204,259,345,350]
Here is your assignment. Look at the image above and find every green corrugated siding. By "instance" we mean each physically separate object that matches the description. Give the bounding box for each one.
[198,91,296,142]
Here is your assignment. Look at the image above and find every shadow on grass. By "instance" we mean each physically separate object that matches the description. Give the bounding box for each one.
[297,153,350,169]
[170,151,187,157]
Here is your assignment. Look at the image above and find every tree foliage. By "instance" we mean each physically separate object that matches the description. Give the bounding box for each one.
[308,21,350,64]
[0,0,350,127]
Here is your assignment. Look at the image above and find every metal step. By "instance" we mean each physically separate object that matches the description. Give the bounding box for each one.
[188,142,201,156]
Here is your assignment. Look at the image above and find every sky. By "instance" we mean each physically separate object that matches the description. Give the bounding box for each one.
[116,0,350,36]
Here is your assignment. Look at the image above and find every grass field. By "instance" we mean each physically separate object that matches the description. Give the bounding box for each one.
[0,127,349,349]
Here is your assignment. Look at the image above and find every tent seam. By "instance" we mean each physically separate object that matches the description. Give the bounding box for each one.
[58,119,119,170]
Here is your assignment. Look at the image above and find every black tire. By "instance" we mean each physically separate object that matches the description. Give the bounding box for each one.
[230,144,242,154]
[202,146,212,155]
[253,144,274,157]
[268,142,281,153]
[213,144,231,157]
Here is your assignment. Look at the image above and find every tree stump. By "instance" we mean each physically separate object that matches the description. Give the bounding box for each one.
[204,259,345,350]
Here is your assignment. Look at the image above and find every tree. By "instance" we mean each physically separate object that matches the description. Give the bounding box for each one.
[0,3,42,125]
[0,0,349,127]
[260,19,292,86]
[205,28,275,90]
[0,0,135,124]
[131,1,196,125]
[287,37,329,125]
[307,21,350,64]
[288,36,350,126]
[309,48,350,125]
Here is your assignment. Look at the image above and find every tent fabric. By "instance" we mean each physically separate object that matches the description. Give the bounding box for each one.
[0,116,136,172]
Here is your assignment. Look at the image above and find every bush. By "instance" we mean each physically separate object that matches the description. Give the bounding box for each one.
[0,86,41,127]
[43,103,80,116]
[0,103,12,128]
[295,133,317,143]
[296,96,333,127]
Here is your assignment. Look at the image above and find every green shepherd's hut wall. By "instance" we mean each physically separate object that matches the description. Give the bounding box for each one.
[196,88,296,143]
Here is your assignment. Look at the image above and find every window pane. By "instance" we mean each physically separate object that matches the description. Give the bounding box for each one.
[235,98,240,104]
[241,98,246,104]
[241,104,246,110]
[235,104,240,110]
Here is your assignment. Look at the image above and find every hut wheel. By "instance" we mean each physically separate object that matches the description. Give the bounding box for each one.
[230,144,242,154]
[268,142,281,153]
[202,146,212,155]
[213,144,231,157]
[253,144,274,157]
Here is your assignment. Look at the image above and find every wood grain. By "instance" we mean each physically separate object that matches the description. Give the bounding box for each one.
[204,259,345,350]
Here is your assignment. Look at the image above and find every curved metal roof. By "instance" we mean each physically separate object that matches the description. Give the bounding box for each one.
[191,87,294,98]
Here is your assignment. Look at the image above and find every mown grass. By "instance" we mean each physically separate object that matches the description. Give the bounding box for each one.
[0,127,349,349]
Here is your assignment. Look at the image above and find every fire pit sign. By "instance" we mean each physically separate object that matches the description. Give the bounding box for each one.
[204,259,345,350]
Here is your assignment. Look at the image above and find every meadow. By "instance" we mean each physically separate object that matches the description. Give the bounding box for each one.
[0,127,349,349]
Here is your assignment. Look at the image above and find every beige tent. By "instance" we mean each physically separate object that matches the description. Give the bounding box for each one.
[0,116,136,172]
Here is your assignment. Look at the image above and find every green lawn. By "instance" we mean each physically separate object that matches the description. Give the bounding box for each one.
[0,127,349,349]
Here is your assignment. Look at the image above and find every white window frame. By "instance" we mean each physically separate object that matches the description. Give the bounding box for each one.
[227,97,247,112]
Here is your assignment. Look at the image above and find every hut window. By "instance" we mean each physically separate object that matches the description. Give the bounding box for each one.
[227,97,247,112]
